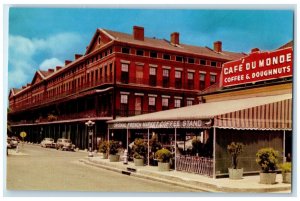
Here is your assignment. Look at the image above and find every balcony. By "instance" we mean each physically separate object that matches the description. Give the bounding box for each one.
[11,77,113,112]
[10,109,112,125]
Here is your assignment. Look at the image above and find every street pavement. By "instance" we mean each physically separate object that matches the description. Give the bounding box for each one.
[5,143,200,194]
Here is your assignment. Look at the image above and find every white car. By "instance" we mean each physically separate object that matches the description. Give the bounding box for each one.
[55,138,75,151]
[41,138,55,148]
[7,137,18,149]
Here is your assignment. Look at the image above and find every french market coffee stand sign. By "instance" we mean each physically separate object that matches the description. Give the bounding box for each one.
[109,119,212,129]
[221,47,293,87]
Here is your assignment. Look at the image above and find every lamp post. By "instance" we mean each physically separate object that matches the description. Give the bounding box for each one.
[85,120,95,157]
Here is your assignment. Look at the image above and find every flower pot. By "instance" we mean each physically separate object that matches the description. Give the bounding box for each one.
[282,172,291,184]
[228,168,243,180]
[134,158,144,166]
[158,162,170,171]
[109,154,120,162]
[259,172,277,184]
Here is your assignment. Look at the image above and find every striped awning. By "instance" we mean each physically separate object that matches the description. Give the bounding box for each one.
[108,93,292,131]
[214,98,292,130]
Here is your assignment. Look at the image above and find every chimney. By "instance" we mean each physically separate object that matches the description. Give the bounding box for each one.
[56,66,63,71]
[133,26,144,41]
[27,83,31,87]
[22,86,26,89]
[214,41,222,52]
[48,69,55,73]
[171,32,180,45]
[251,48,260,53]
[75,54,83,60]
[65,60,72,65]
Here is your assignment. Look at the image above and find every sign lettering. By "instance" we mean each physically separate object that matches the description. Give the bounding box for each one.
[109,120,210,129]
[221,47,293,87]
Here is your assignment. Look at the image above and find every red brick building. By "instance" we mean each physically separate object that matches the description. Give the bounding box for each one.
[8,26,245,149]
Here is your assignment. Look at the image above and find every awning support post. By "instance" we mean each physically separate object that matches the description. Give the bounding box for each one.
[147,128,150,166]
[107,128,110,156]
[283,130,286,162]
[213,127,216,179]
[126,127,129,152]
[175,128,177,171]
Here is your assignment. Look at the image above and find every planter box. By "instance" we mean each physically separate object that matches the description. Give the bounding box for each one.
[282,172,291,184]
[102,153,108,159]
[259,172,277,184]
[109,154,120,162]
[228,168,243,180]
[158,162,170,171]
[134,158,144,166]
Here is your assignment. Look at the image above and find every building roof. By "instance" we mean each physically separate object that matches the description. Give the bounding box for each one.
[39,70,55,78]
[278,40,293,49]
[108,93,292,124]
[103,29,246,61]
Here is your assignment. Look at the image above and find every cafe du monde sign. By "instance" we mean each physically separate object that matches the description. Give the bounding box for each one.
[221,47,293,87]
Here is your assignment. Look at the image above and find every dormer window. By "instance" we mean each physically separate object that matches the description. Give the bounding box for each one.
[163,54,170,60]
[136,49,144,56]
[122,47,130,54]
[211,61,217,67]
[200,59,206,65]
[150,51,157,58]
[176,56,183,62]
[188,58,195,64]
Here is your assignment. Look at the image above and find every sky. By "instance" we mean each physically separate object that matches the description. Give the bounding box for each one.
[7,7,294,90]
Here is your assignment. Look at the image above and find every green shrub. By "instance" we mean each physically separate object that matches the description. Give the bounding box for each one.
[227,142,244,169]
[99,141,108,153]
[109,140,120,155]
[133,138,147,159]
[256,147,279,173]
[279,162,291,173]
[155,148,172,163]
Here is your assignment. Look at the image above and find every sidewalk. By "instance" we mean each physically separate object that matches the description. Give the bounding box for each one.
[79,154,292,193]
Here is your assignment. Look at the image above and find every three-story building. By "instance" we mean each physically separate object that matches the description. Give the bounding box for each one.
[8,26,245,149]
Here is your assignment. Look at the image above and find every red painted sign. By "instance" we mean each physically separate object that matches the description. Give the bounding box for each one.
[220,47,293,87]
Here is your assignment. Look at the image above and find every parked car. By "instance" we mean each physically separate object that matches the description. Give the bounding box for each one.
[11,136,21,142]
[7,138,12,149]
[7,137,18,149]
[55,138,75,151]
[41,138,55,148]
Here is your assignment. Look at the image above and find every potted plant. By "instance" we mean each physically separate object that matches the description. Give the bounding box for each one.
[155,148,172,171]
[279,162,291,184]
[132,138,147,166]
[227,142,244,179]
[99,141,108,159]
[256,147,279,184]
[109,140,120,162]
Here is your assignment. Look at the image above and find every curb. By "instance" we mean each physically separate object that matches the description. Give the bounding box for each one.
[79,158,291,193]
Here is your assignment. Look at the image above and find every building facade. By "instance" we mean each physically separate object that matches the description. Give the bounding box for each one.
[8,26,245,149]
[107,41,293,177]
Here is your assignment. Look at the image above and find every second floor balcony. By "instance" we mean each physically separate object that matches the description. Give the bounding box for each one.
[11,77,113,112]
[10,109,112,126]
